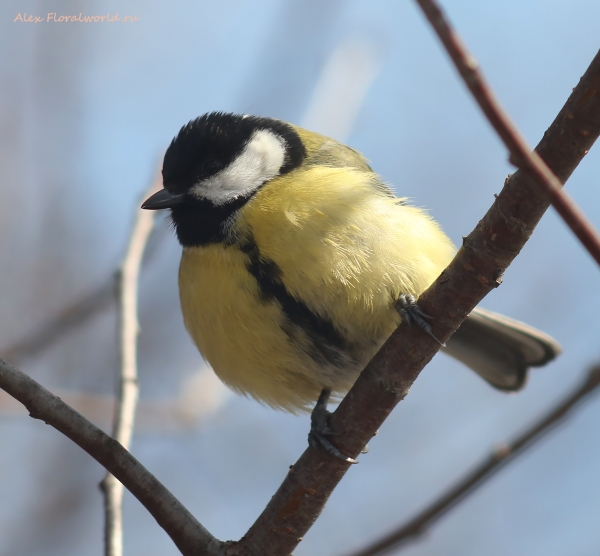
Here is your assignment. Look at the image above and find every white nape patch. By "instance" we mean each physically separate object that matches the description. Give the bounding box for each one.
[190,129,286,205]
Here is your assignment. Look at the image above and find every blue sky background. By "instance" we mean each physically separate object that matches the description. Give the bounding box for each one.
[0,1,599,555]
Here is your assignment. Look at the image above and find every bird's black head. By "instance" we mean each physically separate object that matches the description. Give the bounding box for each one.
[142,112,306,246]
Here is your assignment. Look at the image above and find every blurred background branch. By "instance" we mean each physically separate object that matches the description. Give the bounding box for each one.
[0,218,168,366]
[0,358,222,556]
[1,282,115,363]
[100,173,161,556]
[347,362,600,556]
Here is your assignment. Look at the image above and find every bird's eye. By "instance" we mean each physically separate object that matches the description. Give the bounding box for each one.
[203,160,223,176]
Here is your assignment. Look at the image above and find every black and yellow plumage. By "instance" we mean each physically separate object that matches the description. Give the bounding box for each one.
[143,112,561,417]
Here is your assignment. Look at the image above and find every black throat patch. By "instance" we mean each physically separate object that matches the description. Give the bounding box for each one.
[170,194,253,246]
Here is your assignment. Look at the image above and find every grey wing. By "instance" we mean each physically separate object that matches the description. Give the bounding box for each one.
[443,307,562,391]
[308,140,374,172]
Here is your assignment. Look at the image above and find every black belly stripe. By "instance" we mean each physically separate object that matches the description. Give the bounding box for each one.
[240,237,351,366]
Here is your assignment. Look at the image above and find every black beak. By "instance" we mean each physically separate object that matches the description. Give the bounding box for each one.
[141,188,186,210]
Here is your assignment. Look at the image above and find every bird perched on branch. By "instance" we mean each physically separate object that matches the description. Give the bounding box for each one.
[142,112,561,462]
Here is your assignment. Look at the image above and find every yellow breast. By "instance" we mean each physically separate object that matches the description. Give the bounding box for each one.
[179,244,344,411]
[179,166,456,412]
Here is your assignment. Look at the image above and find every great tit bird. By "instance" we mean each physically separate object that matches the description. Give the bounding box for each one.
[142,112,561,462]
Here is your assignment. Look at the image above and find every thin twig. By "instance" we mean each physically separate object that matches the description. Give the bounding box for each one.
[226,46,600,556]
[99,176,161,556]
[0,358,224,556]
[415,0,600,267]
[346,363,600,556]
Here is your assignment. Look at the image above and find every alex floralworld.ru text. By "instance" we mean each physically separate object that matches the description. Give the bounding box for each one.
[14,13,140,23]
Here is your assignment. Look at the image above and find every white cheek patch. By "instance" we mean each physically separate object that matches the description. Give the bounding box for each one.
[190,129,286,205]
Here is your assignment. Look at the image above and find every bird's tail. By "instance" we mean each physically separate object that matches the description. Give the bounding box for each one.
[443,307,562,391]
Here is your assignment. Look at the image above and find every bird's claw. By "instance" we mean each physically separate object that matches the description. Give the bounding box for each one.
[309,389,359,464]
[396,293,445,347]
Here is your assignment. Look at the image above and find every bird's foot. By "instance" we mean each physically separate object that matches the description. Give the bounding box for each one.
[396,293,445,346]
[308,389,359,464]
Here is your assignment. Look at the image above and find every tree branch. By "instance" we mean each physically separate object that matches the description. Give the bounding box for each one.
[226,47,600,556]
[0,358,224,556]
[346,363,600,556]
[99,176,160,556]
[415,0,600,267]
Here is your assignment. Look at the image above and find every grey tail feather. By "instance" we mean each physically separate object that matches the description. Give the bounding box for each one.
[443,307,562,391]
